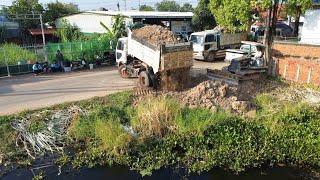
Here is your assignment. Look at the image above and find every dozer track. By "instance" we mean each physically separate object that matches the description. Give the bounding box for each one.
[133,86,158,96]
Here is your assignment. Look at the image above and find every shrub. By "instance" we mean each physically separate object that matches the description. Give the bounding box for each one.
[131,96,181,138]
[94,119,132,154]
[175,108,232,135]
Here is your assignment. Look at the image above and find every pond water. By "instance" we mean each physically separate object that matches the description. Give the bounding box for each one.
[3,165,317,180]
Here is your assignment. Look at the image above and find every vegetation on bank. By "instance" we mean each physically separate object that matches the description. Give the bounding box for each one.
[1,90,320,177]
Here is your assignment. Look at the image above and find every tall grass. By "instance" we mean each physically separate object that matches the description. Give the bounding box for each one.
[131,96,181,138]
[94,119,132,154]
[0,43,37,65]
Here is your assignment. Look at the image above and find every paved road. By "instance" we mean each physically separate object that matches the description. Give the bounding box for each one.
[0,61,228,115]
[0,67,135,115]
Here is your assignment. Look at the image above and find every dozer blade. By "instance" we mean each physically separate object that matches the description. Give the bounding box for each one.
[207,69,241,85]
[206,69,264,85]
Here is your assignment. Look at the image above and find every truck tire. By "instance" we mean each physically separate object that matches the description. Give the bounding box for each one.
[118,64,130,78]
[206,52,215,62]
[139,71,151,87]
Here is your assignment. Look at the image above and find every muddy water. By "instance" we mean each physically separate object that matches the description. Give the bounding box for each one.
[3,165,317,180]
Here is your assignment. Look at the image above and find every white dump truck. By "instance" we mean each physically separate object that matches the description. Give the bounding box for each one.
[116,28,193,89]
[190,30,246,61]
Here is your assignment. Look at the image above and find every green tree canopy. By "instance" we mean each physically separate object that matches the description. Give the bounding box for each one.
[156,0,181,11]
[209,0,256,32]
[44,1,79,26]
[192,0,216,31]
[286,0,312,36]
[55,19,84,42]
[139,5,154,11]
[7,0,44,29]
[180,3,194,12]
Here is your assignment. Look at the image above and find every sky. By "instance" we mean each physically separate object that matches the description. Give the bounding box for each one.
[1,0,198,11]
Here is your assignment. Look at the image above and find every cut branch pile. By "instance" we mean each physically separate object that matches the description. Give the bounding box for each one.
[11,106,87,159]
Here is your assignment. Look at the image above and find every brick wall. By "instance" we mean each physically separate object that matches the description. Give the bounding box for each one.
[272,42,320,86]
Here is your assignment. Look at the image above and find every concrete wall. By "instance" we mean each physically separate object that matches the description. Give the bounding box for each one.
[300,9,320,45]
[272,42,320,86]
[57,13,113,34]
[56,13,135,34]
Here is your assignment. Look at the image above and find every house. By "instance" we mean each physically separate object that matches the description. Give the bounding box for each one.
[56,11,194,35]
[300,1,320,44]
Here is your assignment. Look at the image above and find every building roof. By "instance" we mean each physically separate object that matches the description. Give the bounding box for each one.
[28,28,56,36]
[86,11,193,19]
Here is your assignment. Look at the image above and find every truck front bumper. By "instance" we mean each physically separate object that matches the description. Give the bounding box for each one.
[193,52,204,60]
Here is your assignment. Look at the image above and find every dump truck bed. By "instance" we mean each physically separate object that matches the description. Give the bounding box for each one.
[128,31,193,73]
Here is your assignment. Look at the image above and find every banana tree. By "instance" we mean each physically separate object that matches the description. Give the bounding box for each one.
[100,14,127,42]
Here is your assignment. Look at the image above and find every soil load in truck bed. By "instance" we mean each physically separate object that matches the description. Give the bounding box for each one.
[132,25,179,46]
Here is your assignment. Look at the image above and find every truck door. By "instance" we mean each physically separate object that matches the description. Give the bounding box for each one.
[116,39,127,64]
[216,34,221,50]
[204,34,217,51]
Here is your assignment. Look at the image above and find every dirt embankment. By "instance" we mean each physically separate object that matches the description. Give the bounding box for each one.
[134,76,290,115]
[132,25,178,46]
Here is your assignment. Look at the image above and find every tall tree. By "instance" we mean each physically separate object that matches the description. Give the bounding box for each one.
[7,0,44,29]
[286,0,312,36]
[139,5,154,11]
[192,0,216,31]
[156,0,180,12]
[257,0,281,73]
[208,0,256,32]
[180,3,194,12]
[44,1,79,26]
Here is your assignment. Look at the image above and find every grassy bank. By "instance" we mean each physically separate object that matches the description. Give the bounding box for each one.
[1,90,320,177]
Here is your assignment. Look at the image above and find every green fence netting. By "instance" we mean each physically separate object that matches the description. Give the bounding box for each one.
[46,40,114,63]
[0,39,115,77]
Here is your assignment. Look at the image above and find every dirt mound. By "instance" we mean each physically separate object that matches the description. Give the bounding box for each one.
[132,25,178,46]
[175,80,254,114]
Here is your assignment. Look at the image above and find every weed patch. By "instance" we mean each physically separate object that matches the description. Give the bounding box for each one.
[132,96,180,138]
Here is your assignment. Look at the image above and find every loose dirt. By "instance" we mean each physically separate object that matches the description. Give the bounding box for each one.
[132,25,178,46]
[134,76,290,115]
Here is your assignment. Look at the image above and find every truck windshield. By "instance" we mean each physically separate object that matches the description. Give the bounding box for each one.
[190,35,203,44]
[117,41,124,50]
[240,45,257,53]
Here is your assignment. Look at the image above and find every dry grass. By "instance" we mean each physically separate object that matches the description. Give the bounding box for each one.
[131,96,181,138]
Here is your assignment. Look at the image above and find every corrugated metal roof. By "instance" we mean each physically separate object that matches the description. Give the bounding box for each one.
[85,11,193,19]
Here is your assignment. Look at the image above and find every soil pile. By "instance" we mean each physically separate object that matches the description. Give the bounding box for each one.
[132,25,178,46]
[175,80,254,114]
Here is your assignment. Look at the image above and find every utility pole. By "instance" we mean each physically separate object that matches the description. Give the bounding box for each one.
[139,0,141,11]
[39,14,48,62]
[123,0,127,11]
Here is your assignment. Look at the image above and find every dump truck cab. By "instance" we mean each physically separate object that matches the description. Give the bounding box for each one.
[190,30,244,61]
[116,37,128,65]
[190,30,220,61]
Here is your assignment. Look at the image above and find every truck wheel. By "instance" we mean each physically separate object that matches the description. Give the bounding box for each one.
[118,65,130,78]
[206,52,215,62]
[139,71,151,87]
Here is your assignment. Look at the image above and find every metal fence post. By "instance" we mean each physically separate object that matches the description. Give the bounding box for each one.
[4,50,11,77]
[70,43,73,61]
